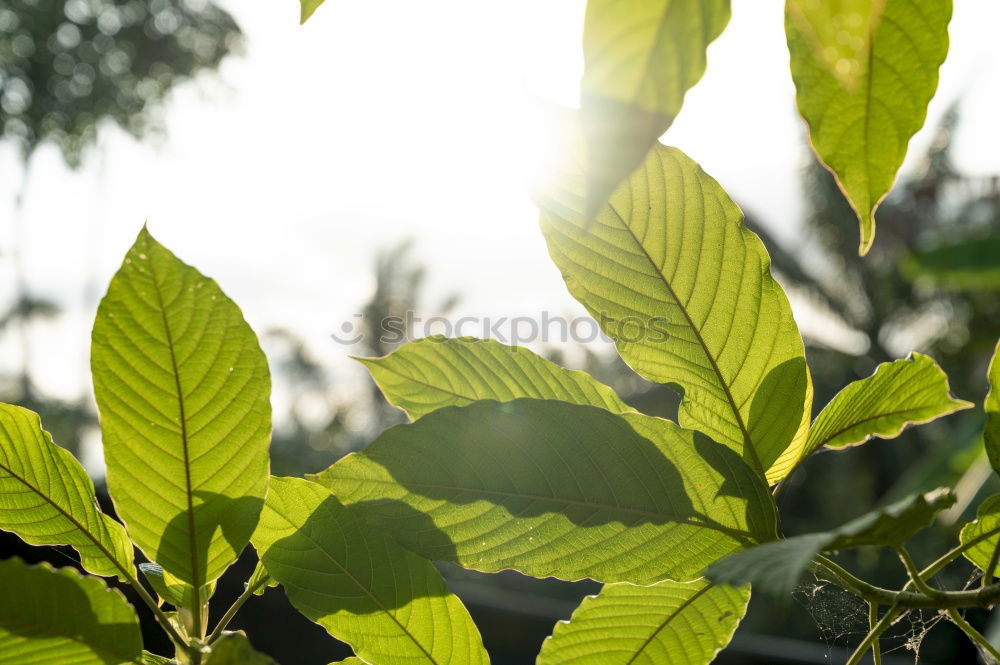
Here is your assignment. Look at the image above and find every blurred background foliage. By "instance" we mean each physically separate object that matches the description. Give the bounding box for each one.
[2,3,1000,664]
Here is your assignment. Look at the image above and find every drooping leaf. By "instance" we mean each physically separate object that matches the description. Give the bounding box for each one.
[92,227,272,587]
[539,144,809,483]
[138,563,212,610]
[0,403,134,580]
[985,341,1000,478]
[300,0,325,24]
[903,236,1000,290]
[707,489,955,596]
[314,399,777,585]
[0,557,143,665]
[786,0,952,254]
[252,477,489,665]
[806,353,971,453]
[359,335,631,419]
[579,0,730,215]
[247,561,276,597]
[536,578,748,665]
[960,494,1000,574]
[205,632,277,665]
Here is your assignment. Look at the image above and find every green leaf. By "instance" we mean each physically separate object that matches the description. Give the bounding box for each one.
[138,563,212,610]
[959,494,1000,574]
[986,341,1000,478]
[786,0,952,254]
[903,236,1000,290]
[252,477,489,665]
[539,144,810,483]
[806,353,972,453]
[0,557,143,665]
[329,660,367,665]
[140,654,173,665]
[536,578,748,665]
[579,0,730,216]
[359,335,631,419]
[92,228,271,588]
[300,0,325,24]
[0,403,134,580]
[247,561,276,596]
[205,632,277,665]
[313,399,777,584]
[707,489,955,596]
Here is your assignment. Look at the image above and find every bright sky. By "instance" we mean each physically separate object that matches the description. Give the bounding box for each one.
[2,0,999,414]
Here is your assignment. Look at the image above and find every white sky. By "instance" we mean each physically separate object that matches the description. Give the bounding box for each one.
[1,0,999,410]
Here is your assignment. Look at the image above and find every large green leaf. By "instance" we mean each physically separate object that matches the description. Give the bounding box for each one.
[539,144,809,483]
[786,0,951,254]
[536,578,748,665]
[252,477,489,665]
[579,0,731,215]
[91,228,271,588]
[314,399,777,584]
[359,335,631,419]
[0,403,134,580]
[806,353,971,453]
[707,489,955,596]
[960,494,1000,575]
[205,632,277,665]
[0,557,143,665]
[986,341,1000,477]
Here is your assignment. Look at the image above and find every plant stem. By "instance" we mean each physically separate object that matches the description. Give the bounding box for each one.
[981,543,1000,591]
[895,546,943,599]
[947,608,1000,663]
[205,572,271,645]
[127,577,189,652]
[868,602,882,665]
[846,604,901,665]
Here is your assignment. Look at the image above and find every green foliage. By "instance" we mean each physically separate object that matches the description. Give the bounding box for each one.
[986,341,1000,477]
[0,0,242,167]
[314,398,776,584]
[0,557,142,665]
[806,353,972,452]
[359,335,632,418]
[707,489,956,596]
[203,632,276,665]
[903,236,1000,290]
[91,228,271,589]
[252,477,489,665]
[0,403,134,579]
[536,579,748,665]
[300,0,326,24]
[579,0,730,215]
[786,0,952,254]
[540,143,810,483]
[960,494,1000,574]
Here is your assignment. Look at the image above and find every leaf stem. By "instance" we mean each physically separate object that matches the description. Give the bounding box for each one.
[205,571,271,645]
[846,604,901,665]
[868,602,882,665]
[125,575,188,651]
[947,608,1000,663]
[981,543,1000,591]
[895,546,943,599]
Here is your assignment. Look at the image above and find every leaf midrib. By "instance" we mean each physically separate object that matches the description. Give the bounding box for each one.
[624,582,713,665]
[148,262,201,595]
[604,202,764,478]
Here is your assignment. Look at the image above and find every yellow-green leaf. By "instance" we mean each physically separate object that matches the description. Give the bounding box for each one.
[0,558,143,665]
[536,579,748,665]
[205,632,277,665]
[786,0,951,254]
[960,494,1000,575]
[300,0,325,24]
[0,403,134,580]
[985,340,1000,478]
[92,228,271,588]
[807,353,971,452]
[540,144,809,482]
[252,477,489,665]
[580,0,730,215]
[314,399,777,584]
[358,335,631,419]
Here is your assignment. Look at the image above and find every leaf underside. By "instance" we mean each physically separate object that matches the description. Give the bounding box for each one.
[960,494,1000,574]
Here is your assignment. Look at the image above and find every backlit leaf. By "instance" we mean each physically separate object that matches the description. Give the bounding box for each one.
[314,399,777,584]
[579,0,730,215]
[807,353,971,452]
[92,228,271,588]
[536,578,748,665]
[960,494,1000,575]
[539,144,809,483]
[252,477,489,665]
[358,335,631,419]
[205,632,277,665]
[300,0,325,24]
[786,0,951,254]
[985,341,1000,478]
[0,557,143,665]
[0,403,134,580]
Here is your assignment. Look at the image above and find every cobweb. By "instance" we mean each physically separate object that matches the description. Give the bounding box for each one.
[792,577,952,664]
